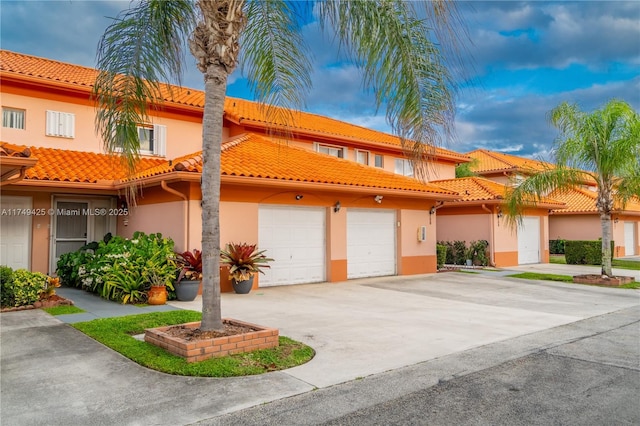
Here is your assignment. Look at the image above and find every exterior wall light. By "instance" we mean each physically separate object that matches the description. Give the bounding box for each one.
[334,201,341,213]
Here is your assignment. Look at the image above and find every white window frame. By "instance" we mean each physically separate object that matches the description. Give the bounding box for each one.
[46,110,75,138]
[315,142,346,159]
[355,149,370,165]
[394,158,413,177]
[2,107,25,129]
[115,124,166,157]
[374,154,384,168]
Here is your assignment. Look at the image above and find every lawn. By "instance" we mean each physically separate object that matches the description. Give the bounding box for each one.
[72,310,315,377]
[508,272,640,289]
[549,255,640,271]
[43,305,86,315]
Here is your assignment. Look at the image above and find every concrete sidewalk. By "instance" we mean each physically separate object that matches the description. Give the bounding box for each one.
[1,267,639,425]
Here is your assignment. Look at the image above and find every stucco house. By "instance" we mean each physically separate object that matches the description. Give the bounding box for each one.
[1,50,475,290]
[433,177,565,266]
[466,149,640,257]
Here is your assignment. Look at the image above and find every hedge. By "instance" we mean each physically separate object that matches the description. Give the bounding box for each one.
[436,244,447,269]
[564,240,614,265]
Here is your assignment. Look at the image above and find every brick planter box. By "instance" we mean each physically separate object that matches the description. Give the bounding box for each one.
[144,319,279,363]
[573,274,635,286]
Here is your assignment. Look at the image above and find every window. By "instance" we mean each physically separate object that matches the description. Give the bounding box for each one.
[356,150,370,165]
[46,110,75,138]
[374,154,384,168]
[140,124,166,156]
[315,143,346,159]
[2,108,25,129]
[137,126,154,152]
[394,159,413,177]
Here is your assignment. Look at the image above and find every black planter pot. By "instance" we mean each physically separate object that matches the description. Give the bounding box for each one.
[175,280,200,301]
[232,277,254,294]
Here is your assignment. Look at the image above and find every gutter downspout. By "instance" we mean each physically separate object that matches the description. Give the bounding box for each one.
[481,204,497,267]
[0,167,27,186]
[161,181,189,251]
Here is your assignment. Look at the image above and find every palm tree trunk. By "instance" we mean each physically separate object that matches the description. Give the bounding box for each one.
[199,63,227,331]
[601,214,613,277]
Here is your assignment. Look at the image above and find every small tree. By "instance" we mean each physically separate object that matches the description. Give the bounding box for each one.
[505,99,640,277]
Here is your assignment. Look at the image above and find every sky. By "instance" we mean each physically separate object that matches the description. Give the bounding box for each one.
[1,1,639,161]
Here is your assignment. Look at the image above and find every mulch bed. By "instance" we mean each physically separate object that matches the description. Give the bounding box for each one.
[1,294,74,313]
[163,321,259,341]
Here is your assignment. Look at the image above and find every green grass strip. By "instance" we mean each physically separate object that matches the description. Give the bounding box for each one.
[508,272,639,288]
[42,305,86,315]
[508,272,574,282]
[549,255,640,271]
[72,310,314,377]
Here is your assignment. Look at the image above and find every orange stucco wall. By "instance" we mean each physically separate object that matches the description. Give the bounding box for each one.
[1,91,203,159]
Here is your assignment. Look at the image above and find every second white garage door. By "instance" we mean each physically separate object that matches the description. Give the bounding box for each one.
[517,216,541,264]
[347,209,396,279]
[258,205,326,287]
[624,222,637,256]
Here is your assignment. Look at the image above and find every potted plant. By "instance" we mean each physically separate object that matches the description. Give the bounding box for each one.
[174,249,203,301]
[145,252,177,305]
[220,242,273,294]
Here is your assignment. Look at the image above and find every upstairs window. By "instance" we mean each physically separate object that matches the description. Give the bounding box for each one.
[394,158,414,177]
[374,154,384,168]
[138,124,166,156]
[356,150,370,165]
[315,143,346,159]
[2,107,25,129]
[46,110,75,138]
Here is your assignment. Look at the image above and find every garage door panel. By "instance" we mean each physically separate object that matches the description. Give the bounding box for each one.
[0,196,32,270]
[518,216,540,264]
[347,209,396,279]
[259,206,325,286]
[624,222,636,256]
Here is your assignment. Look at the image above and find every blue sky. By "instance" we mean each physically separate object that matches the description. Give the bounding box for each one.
[2,1,639,160]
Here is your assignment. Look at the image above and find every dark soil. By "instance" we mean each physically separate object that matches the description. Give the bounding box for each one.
[164,321,259,341]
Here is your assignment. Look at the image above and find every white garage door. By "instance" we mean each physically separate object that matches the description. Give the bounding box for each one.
[624,222,637,256]
[0,196,32,270]
[258,205,325,286]
[347,209,396,279]
[518,216,540,264]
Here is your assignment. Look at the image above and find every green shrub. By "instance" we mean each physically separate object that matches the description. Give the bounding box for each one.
[57,231,176,304]
[467,240,489,266]
[549,239,566,255]
[565,240,615,265]
[452,241,467,265]
[1,266,15,307]
[8,269,48,307]
[436,244,447,269]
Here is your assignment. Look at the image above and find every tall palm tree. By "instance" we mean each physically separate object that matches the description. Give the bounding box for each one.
[505,99,640,277]
[93,0,468,331]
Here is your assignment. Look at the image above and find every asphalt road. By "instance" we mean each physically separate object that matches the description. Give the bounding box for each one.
[201,306,640,426]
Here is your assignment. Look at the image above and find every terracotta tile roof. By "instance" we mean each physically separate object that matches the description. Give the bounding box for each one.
[433,176,565,207]
[467,149,552,175]
[218,134,457,195]
[1,50,470,164]
[549,187,640,214]
[224,97,470,162]
[0,142,31,158]
[20,146,165,183]
[431,177,508,202]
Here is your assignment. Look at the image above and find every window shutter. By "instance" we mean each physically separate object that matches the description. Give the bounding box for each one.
[46,110,75,138]
[153,124,167,157]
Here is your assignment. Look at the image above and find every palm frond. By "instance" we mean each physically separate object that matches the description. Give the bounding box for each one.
[242,0,312,127]
[93,0,195,201]
[317,0,457,181]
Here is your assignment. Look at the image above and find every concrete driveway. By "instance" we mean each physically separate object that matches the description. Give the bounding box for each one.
[2,265,639,425]
[174,267,639,388]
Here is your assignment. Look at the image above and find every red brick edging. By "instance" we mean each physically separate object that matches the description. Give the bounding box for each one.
[573,274,634,286]
[144,319,279,363]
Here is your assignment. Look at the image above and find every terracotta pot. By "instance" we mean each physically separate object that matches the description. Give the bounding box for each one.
[147,286,167,305]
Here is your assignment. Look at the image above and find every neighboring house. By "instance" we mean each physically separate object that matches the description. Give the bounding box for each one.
[433,177,565,266]
[467,149,640,257]
[1,50,470,290]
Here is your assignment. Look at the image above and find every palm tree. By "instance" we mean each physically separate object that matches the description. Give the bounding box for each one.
[505,99,640,277]
[93,0,468,331]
